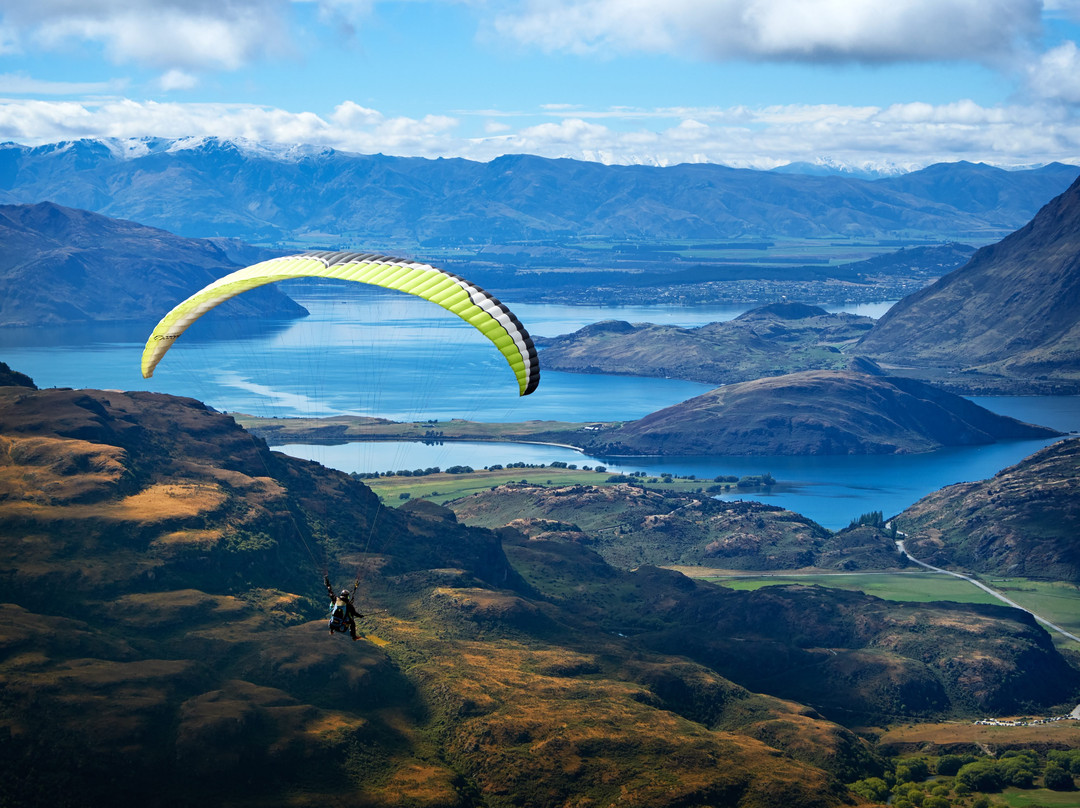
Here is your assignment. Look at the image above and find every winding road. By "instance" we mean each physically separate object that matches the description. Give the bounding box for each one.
[894,537,1080,644]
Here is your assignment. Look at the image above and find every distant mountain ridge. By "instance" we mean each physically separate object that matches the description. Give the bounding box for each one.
[0,201,302,326]
[856,174,1080,392]
[0,138,1076,246]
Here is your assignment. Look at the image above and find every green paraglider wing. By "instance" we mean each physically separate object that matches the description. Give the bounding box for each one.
[141,251,540,396]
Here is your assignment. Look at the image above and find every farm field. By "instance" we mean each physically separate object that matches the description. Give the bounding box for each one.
[710,571,1004,605]
[364,465,619,503]
[705,572,1080,650]
[362,467,725,504]
[984,579,1080,640]
[877,718,1080,753]
[994,788,1080,807]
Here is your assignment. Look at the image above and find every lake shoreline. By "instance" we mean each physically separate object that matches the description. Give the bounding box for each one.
[238,413,598,452]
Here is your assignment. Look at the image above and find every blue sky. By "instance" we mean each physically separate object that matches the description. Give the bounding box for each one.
[1,0,1080,170]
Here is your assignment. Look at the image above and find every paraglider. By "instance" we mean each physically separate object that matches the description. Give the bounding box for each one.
[325,576,362,641]
[141,251,540,397]
[141,251,540,645]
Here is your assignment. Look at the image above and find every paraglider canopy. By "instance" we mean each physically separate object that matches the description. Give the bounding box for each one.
[141,251,540,396]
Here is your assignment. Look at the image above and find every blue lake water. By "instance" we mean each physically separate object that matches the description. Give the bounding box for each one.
[1,287,1076,530]
[278,428,1074,531]
[0,287,890,423]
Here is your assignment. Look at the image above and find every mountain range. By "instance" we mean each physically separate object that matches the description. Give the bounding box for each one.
[0,138,1077,246]
[516,174,1080,395]
[1,373,1076,807]
[3,137,1080,806]
[0,201,300,327]
[856,174,1080,392]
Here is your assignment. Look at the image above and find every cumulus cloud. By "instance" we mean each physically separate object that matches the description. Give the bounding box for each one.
[0,0,294,71]
[1024,41,1080,104]
[0,97,465,156]
[490,0,1042,65]
[0,0,1061,83]
[0,96,1076,170]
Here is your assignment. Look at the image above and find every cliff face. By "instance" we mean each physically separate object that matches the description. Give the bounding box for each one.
[584,370,1061,456]
[856,175,1080,392]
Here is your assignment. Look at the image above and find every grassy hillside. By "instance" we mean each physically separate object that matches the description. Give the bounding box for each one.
[0,384,861,806]
[898,438,1080,581]
[1,382,1077,806]
[579,370,1061,456]
[448,480,906,571]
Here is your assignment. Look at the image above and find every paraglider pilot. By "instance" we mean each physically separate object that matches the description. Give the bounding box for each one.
[325,575,363,641]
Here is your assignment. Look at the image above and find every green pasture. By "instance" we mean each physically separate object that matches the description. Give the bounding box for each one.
[365,466,724,504]
[986,578,1080,640]
[993,787,1080,807]
[365,466,615,504]
[714,573,1080,649]
[715,573,1003,605]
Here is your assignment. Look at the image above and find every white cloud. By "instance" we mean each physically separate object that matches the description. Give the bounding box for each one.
[489,0,1043,65]
[0,96,1076,170]
[0,0,294,71]
[0,72,123,94]
[877,99,1012,124]
[1024,41,1080,104]
[330,100,384,128]
[158,70,199,92]
[1044,0,1080,19]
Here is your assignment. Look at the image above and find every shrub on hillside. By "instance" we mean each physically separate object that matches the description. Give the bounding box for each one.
[956,760,1002,793]
[1044,761,1075,790]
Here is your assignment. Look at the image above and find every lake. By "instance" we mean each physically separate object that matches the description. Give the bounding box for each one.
[0,286,891,423]
[277,415,1074,531]
[2,287,1076,530]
